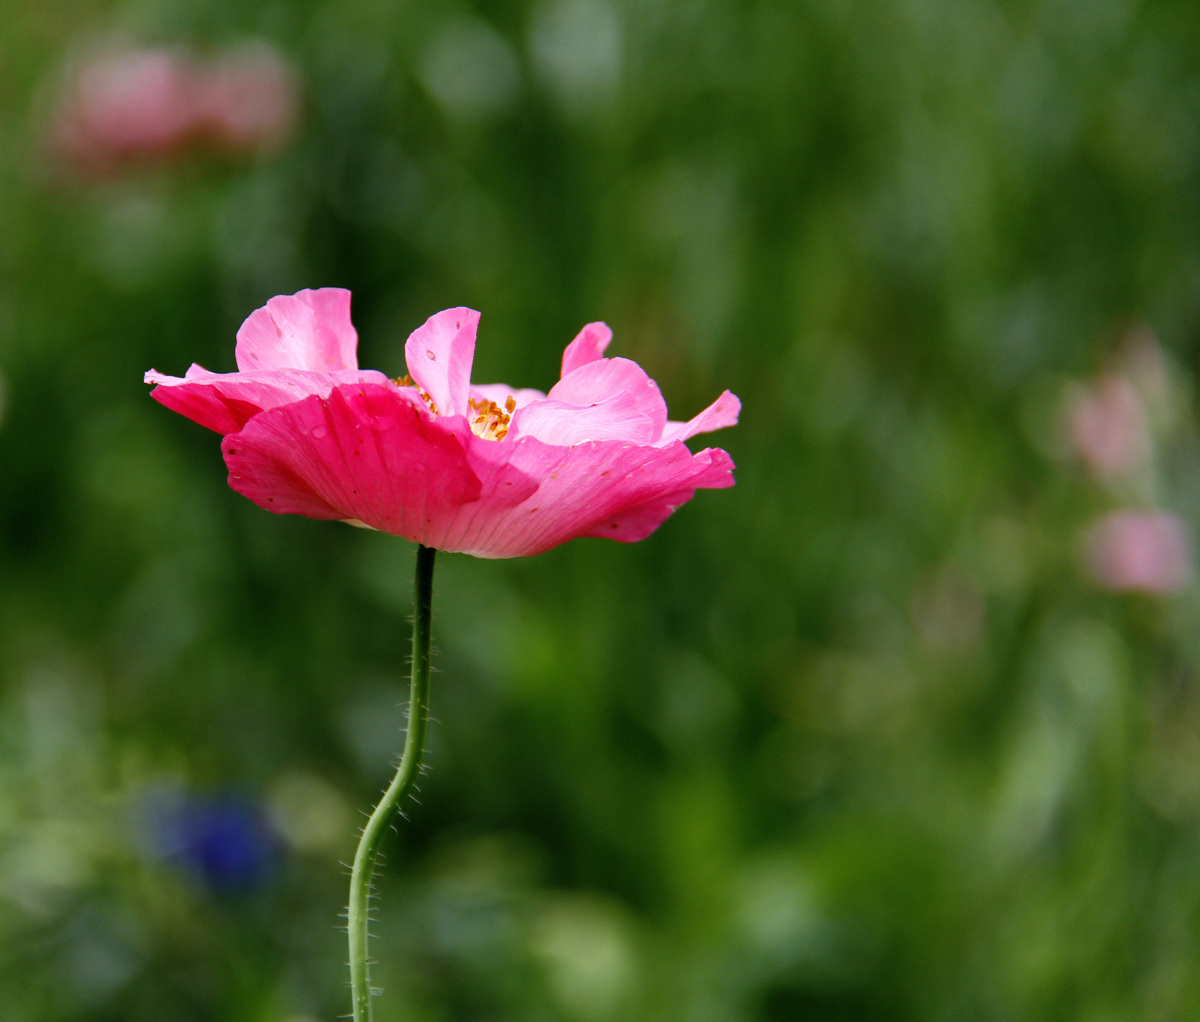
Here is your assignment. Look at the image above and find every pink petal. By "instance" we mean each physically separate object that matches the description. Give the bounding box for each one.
[560,322,612,377]
[235,288,359,372]
[223,382,736,557]
[222,383,536,541]
[510,394,658,445]
[404,308,479,418]
[193,44,299,152]
[659,389,741,445]
[470,383,545,411]
[582,449,735,543]
[145,364,390,434]
[546,357,668,441]
[440,438,736,558]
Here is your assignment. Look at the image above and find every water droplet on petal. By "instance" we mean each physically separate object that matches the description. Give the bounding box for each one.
[426,349,437,360]
[311,425,328,439]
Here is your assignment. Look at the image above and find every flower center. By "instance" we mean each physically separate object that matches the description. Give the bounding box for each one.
[395,375,514,441]
[467,394,515,441]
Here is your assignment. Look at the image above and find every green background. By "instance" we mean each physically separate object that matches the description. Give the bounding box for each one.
[4,0,1200,1019]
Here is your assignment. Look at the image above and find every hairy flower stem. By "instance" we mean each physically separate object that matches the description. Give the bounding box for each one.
[348,543,436,1022]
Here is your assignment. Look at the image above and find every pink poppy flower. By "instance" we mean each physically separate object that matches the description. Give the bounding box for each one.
[1083,509,1192,594]
[1066,374,1149,481]
[192,44,299,153]
[47,41,298,176]
[146,289,739,558]
[49,46,200,173]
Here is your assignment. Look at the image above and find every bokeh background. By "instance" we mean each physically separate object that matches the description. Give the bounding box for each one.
[5,1,1200,1019]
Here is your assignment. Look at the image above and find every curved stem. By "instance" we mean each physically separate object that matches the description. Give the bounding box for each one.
[348,543,436,1022]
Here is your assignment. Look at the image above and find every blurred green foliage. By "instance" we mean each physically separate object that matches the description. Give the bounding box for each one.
[4,0,1200,1019]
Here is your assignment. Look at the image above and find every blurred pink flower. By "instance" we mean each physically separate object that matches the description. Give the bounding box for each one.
[1066,374,1149,481]
[192,46,299,152]
[1084,510,1192,594]
[48,42,298,175]
[146,289,739,558]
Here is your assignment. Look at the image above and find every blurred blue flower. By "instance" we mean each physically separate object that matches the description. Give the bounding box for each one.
[141,788,278,893]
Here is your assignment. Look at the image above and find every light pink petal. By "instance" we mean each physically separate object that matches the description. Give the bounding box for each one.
[659,390,742,445]
[560,322,612,377]
[470,383,545,411]
[510,395,657,445]
[222,383,536,541]
[404,308,479,418]
[547,357,668,441]
[235,288,359,372]
[438,438,736,558]
[582,449,735,542]
[145,364,389,434]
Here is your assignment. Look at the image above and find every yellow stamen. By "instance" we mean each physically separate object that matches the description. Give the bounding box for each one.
[465,395,513,441]
[396,375,441,416]
[395,383,514,440]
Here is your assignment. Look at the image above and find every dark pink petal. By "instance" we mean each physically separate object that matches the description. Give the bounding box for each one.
[222,383,537,542]
[441,438,736,558]
[223,383,735,557]
[581,448,735,542]
[235,288,359,372]
[560,322,612,377]
[145,364,389,433]
[404,308,479,418]
[658,389,741,444]
[546,357,668,441]
[580,488,700,543]
[510,395,657,445]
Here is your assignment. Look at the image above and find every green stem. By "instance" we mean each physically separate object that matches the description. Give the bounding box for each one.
[348,543,436,1022]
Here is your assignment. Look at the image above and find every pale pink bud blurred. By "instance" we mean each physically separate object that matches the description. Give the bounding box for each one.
[1084,510,1192,594]
[193,46,299,153]
[49,47,200,173]
[47,42,299,176]
[1066,375,1149,480]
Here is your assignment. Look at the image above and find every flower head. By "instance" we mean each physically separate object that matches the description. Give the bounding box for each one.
[146,289,738,557]
[1066,375,1150,482]
[1083,509,1192,594]
[48,41,298,176]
